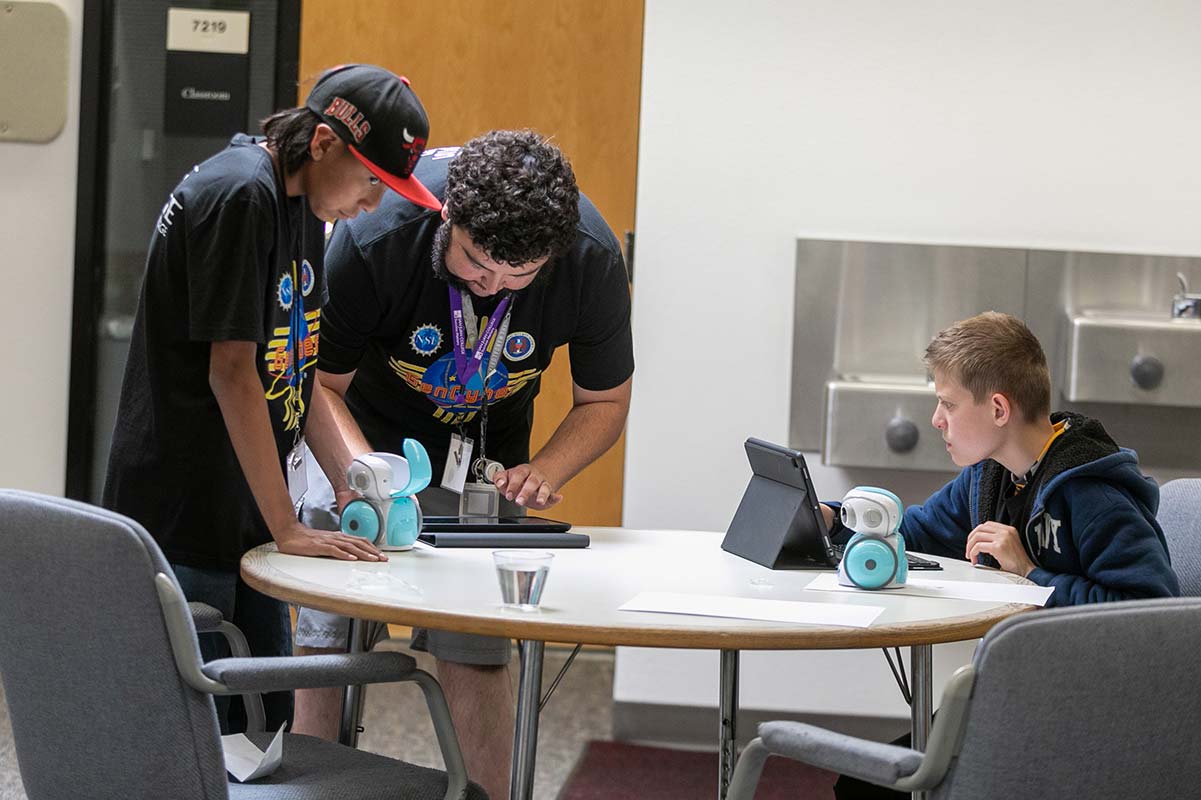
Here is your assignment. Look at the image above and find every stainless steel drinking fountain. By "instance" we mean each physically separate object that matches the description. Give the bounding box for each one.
[791,239,1201,476]
[1060,258,1201,408]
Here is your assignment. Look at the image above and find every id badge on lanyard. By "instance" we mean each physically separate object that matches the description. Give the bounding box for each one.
[441,286,513,514]
[441,432,474,493]
[287,439,307,511]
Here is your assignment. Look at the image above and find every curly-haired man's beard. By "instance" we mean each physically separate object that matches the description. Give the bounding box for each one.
[430,218,556,295]
[429,220,469,291]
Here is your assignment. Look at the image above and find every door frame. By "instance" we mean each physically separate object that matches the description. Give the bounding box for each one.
[65,0,301,500]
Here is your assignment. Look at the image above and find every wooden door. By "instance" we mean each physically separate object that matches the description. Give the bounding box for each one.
[299,0,644,525]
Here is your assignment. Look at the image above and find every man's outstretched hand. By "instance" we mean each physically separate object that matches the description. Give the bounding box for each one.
[492,463,564,510]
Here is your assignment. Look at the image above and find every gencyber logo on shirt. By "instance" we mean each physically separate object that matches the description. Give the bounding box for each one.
[387,354,541,427]
[266,259,320,432]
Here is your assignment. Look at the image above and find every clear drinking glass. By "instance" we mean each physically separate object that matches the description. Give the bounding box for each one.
[492,550,554,611]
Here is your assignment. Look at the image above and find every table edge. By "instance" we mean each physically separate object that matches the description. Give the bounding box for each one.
[241,544,1037,649]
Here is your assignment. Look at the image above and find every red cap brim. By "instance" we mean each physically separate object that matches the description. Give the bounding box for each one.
[349,145,442,211]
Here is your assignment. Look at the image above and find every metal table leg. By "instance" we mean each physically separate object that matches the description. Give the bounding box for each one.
[338,617,370,747]
[510,640,545,800]
[719,649,740,800]
[910,644,933,800]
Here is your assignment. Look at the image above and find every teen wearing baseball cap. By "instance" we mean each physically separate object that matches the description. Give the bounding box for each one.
[103,64,434,735]
[305,64,441,211]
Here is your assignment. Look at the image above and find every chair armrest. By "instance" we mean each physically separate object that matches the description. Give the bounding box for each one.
[753,664,977,793]
[188,602,224,633]
[202,651,418,692]
[759,721,923,787]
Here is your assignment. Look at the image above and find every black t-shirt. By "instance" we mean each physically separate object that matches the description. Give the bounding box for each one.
[320,146,634,474]
[996,474,1039,547]
[103,134,327,570]
[993,434,1068,558]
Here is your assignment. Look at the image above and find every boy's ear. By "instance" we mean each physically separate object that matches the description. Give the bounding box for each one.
[991,392,1012,427]
[309,123,340,162]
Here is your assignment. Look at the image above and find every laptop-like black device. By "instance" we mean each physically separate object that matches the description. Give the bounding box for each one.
[418,515,589,548]
[721,438,941,571]
[423,515,572,533]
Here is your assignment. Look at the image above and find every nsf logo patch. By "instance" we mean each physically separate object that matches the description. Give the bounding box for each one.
[277,272,294,310]
[504,331,535,361]
[410,324,443,356]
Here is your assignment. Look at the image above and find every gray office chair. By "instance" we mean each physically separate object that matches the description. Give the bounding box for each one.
[727,597,1201,799]
[1158,478,1201,596]
[0,489,486,800]
[186,600,269,732]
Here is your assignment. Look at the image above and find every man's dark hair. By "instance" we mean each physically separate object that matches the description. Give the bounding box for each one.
[261,107,322,176]
[445,130,580,265]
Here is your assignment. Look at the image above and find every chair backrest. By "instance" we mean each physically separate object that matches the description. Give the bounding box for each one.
[936,598,1201,799]
[1157,478,1201,596]
[0,490,228,800]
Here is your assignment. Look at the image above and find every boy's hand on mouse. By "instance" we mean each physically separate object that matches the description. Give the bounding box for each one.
[965,522,1035,577]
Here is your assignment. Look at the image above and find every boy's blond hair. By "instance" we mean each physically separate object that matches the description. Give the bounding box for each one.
[924,311,1050,423]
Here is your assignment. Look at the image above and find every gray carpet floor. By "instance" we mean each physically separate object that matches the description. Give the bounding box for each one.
[0,643,614,800]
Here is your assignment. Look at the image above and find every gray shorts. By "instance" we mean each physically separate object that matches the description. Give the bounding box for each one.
[293,447,519,665]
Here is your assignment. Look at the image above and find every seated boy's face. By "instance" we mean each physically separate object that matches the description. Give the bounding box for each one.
[931,372,1004,468]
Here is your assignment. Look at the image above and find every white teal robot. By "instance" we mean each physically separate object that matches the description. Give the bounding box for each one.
[836,486,908,590]
[339,440,432,551]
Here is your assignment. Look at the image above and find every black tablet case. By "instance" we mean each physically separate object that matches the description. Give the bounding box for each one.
[721,438,837,570]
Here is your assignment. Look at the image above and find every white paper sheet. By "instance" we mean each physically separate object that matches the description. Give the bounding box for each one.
[619,591,885,628]
[804,573,1053,606]
[222,723,285,782]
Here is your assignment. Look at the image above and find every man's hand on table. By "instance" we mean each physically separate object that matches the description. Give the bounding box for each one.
[273,520,387,561]
[493,463,564,510]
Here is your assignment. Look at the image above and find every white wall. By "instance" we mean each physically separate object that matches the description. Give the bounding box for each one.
[0,0,82,495]
[619,0,1201,719]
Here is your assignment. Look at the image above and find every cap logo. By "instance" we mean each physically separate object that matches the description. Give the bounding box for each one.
[324,97,371,143]
[401,130,428,175]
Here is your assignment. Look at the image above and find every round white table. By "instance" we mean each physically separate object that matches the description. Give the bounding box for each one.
[242,528,1036,800]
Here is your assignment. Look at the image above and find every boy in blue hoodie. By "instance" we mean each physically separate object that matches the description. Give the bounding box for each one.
[829,311,1179,607]
[829,311,1179,799]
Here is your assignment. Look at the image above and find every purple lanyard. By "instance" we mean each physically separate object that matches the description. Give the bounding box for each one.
[448,285,512,385]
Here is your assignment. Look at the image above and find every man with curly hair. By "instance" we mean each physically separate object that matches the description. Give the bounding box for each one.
[295,130,634,796]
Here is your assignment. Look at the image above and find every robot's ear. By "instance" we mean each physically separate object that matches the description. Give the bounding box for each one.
[392,439,432,495]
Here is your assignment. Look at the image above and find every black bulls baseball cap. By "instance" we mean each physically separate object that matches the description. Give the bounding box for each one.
[305,64,441,211]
